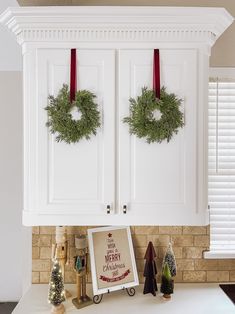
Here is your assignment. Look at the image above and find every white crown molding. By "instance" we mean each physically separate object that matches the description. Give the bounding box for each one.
[0,6,233,46]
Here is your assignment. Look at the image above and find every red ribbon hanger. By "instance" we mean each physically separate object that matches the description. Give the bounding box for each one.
[70,49,160,101]
[70,48,77,103]
[153,49,161,99]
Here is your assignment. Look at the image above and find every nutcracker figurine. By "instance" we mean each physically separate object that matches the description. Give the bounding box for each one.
[72,235,92,309]
[51,226,71,298]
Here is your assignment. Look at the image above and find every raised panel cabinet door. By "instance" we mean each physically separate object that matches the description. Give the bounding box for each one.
[25,49,115,221]
[119,49,199,225]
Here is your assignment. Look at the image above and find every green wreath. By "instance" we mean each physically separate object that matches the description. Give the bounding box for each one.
[123,87,184,144]
[45,84,101,144]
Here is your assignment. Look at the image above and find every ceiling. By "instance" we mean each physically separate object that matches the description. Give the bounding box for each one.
[17,1,74,5]
[14,0,235,15]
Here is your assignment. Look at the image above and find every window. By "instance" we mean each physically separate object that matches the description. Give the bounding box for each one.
[205,68,235,259]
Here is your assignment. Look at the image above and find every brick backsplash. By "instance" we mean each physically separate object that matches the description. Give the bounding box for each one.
[32,226,234,284]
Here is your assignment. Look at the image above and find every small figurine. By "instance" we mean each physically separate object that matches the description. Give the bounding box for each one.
[72,235,92,309]
[143,241,158,296]
[51,226,71,298]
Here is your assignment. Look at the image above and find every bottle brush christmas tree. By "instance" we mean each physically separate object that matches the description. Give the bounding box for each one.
[160,262,174,299]
[163,243,177,277]
[143,241,158,296]
[48,259,66,314]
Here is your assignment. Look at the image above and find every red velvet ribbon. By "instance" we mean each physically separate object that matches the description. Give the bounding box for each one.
[153,49,160,99]
[70,49,77,103]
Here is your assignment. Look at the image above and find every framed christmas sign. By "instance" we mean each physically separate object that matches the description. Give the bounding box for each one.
[88,226,139,295]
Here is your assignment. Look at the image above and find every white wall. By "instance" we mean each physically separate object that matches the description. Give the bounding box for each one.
[0,0,21,71]
[0,1,24,302]
[0,72,24,301]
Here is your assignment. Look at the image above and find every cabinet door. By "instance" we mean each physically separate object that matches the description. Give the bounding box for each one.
[119,49,199,225]
[24,49,115,224]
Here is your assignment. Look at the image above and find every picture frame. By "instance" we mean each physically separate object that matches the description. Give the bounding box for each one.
[88,226,139,296]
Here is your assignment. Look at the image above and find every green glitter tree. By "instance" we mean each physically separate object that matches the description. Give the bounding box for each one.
[160,262,174,299]
[48,259,65,311]
[163,243,177,277]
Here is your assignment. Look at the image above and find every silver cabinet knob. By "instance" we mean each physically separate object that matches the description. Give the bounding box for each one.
[123,205,127,214]
[107,205,111,214]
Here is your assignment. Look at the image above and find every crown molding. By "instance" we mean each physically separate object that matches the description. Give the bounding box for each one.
[0,6,233,46]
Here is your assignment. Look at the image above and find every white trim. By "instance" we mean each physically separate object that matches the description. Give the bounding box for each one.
[22,210,209,226]
[210,67,235,79]
[0,7,233,47]
[204,251,235,259]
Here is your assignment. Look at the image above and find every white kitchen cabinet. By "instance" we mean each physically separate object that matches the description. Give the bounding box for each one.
[0,6,232,226]
[118,50,200,224]
[24,49,116,224]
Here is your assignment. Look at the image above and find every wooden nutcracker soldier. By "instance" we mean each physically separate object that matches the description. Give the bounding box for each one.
[52,226,71,298]
[72,235,92,309]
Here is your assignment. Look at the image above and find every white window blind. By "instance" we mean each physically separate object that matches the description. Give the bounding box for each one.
[207,69,235,259]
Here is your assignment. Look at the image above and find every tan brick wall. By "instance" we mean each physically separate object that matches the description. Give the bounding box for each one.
[32,226,235,284]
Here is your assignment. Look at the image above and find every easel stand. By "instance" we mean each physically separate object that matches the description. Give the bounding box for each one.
[93,287,136,304]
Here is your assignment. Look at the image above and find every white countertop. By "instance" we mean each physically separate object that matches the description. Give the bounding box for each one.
[13,284,234,314]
